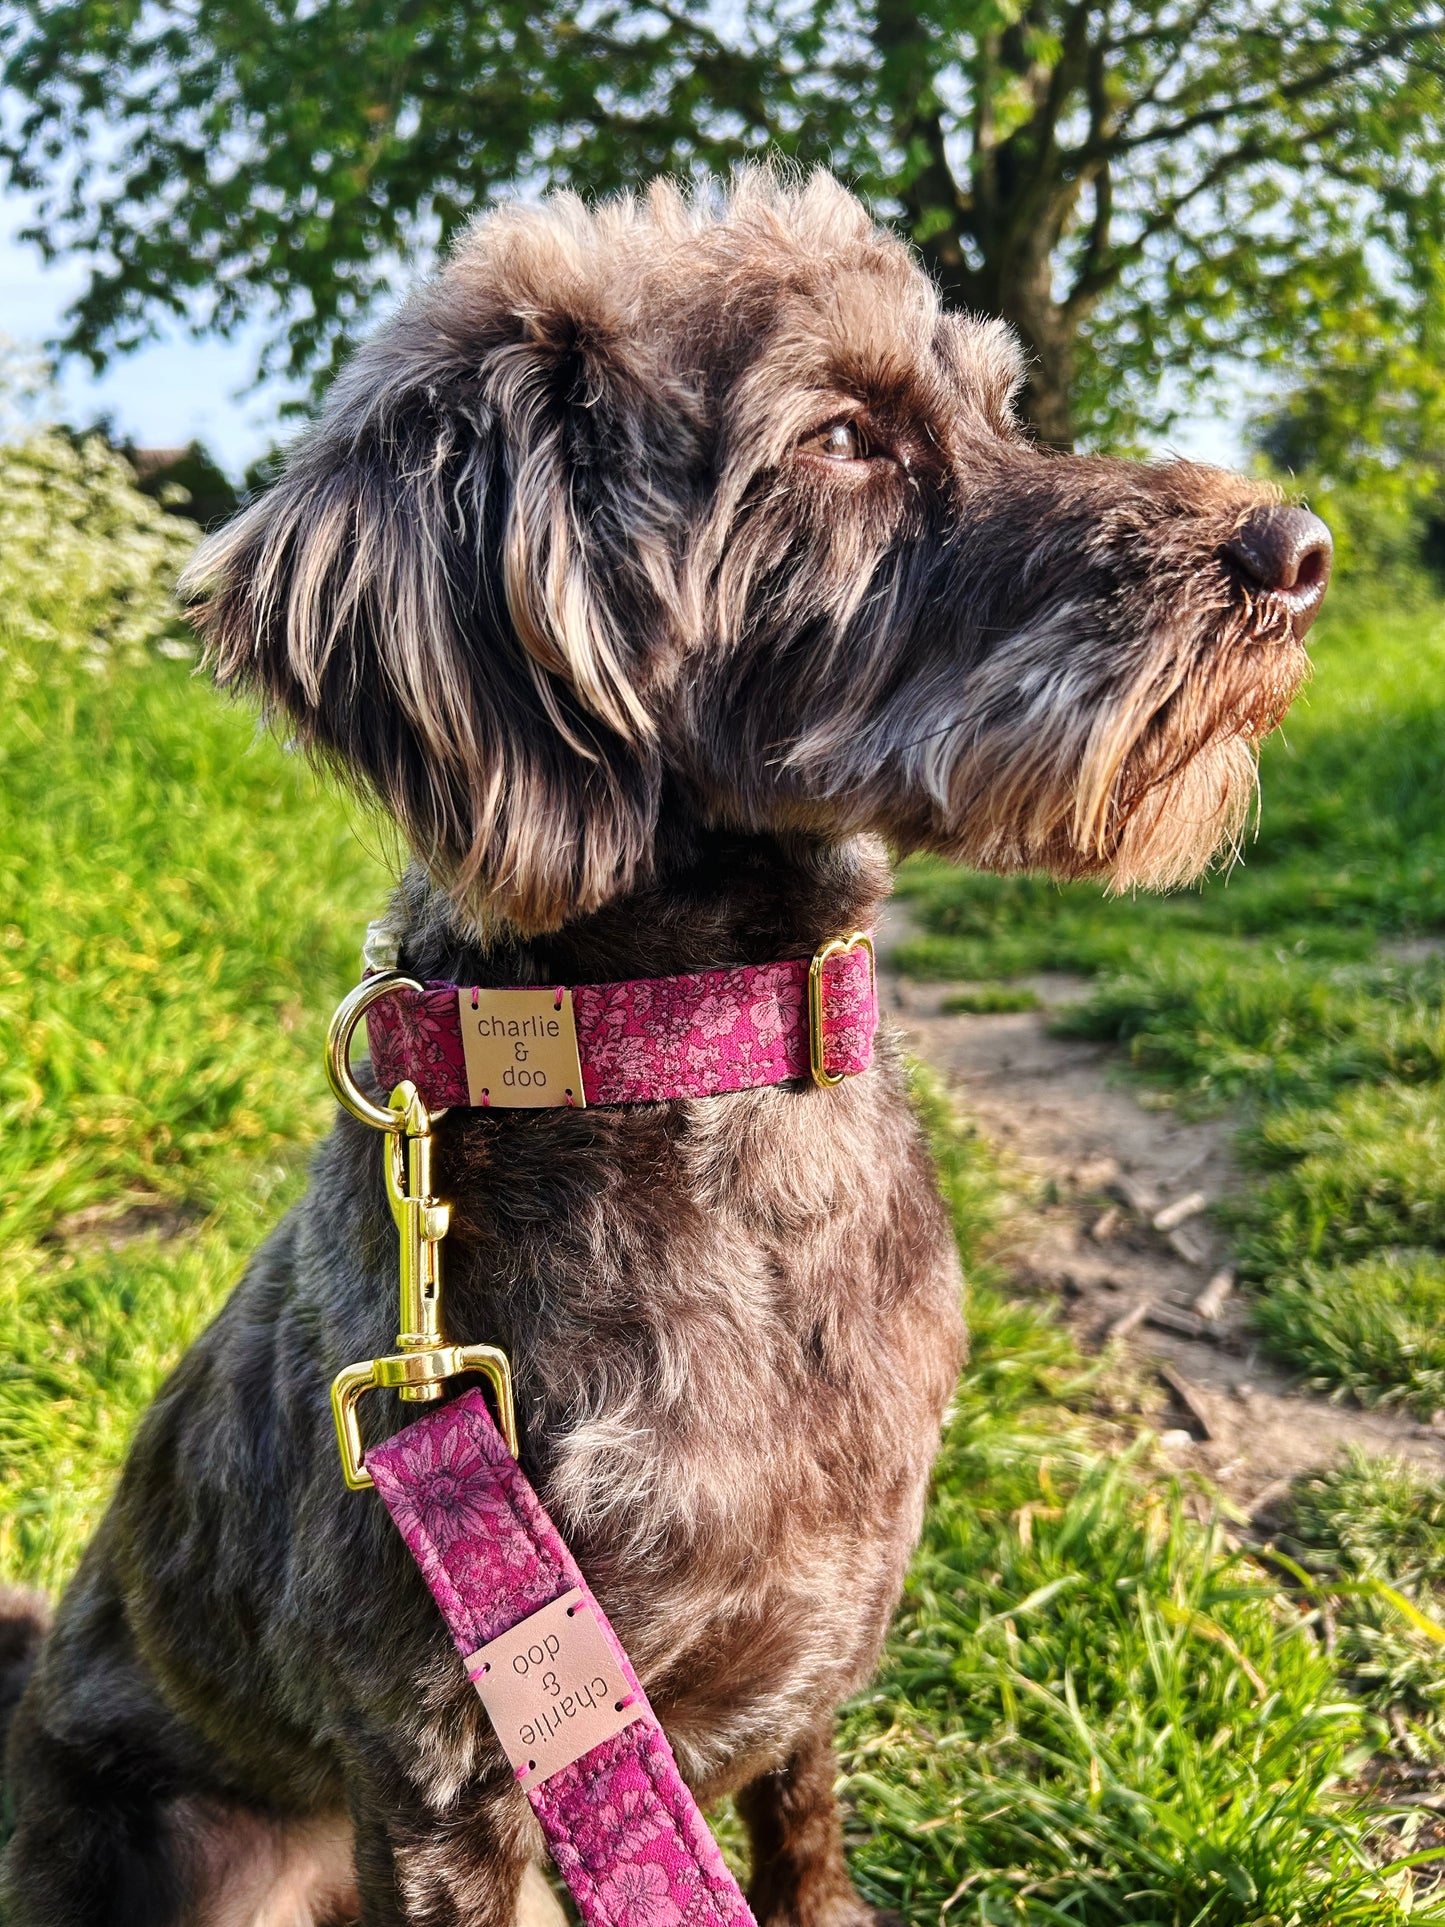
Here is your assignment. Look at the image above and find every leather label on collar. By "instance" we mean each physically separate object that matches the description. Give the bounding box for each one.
[464,1587,644,1787]
[456,987,587,1108]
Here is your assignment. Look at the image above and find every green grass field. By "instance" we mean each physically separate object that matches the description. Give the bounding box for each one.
[6,432,1445,1919]
[0,430,393,1586]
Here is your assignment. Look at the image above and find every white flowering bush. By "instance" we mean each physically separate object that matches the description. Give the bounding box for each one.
[0,427,199,673]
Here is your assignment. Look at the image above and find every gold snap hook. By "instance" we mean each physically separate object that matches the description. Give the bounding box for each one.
[325,971,516,1487]
[330,1342,517,1490]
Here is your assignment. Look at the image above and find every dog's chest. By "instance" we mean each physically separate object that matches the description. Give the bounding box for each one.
[491,1070,964,1723]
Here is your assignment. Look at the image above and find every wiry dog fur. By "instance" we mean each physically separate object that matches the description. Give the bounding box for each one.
[4,171,1323,1927]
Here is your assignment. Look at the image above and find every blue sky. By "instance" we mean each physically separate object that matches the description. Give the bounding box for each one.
[2,181,300,475]
[2,172,1243,478]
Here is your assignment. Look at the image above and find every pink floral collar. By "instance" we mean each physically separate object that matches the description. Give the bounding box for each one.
[364,935,877,1110]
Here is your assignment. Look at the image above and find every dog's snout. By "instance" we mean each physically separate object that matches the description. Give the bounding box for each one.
[1223,506,1333,627]
[1225,506,1333,592]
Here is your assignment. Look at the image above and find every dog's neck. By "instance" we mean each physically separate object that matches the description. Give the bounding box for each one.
[392,824,893,988]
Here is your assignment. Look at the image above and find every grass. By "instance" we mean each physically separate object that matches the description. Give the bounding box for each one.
[1280,1450,1445,1765]
[835,1077,1445,1923]
[6,435,1445,1917]
[895,584,1445,1416]
[0,428,393,1588]
[1251,1256,1445,1418]
[942,985,1045,1015]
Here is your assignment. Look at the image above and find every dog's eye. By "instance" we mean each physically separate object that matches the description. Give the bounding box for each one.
[806,420,868,462]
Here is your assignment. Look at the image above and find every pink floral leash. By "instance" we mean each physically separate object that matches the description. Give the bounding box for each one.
[321,933,878,1927]
[369,1391,753,1927]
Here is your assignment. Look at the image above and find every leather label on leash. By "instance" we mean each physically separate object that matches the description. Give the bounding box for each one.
[464,1587,644,1788]
[456,988,587,1109]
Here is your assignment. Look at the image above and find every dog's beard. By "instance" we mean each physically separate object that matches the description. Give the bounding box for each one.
[919,594,1311,888]
[1099,607,1310,888]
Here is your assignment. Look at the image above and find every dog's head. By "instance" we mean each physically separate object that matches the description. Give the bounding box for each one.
[186,170,1328,934]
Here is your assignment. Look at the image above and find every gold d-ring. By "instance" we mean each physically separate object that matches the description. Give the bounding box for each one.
[326,972,434,1131]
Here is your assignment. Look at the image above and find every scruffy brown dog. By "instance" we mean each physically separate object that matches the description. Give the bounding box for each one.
[3,171,1329,1927]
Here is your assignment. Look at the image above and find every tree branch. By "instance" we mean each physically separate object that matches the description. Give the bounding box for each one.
[1106,0,1231,131]
[1071,38,1114,293]
[1106,0,1227,57]
[567,17,776,119]
[872,0,978,295]
[1064,106,1355,314]
[1100,21,1445,160]
[1028,0,1097,160]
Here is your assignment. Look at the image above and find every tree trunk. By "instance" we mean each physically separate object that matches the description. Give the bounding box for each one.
[992,237,1079,451]
[919,232,1079,452]
[1011,311,1077,452]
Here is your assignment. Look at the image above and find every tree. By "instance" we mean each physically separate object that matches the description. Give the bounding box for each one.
[5,0,1445,448]
[1254,319,1445,584]
[1257,332,1445,487]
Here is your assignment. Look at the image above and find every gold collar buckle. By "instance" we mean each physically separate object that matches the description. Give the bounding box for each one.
[807,932,875,1088]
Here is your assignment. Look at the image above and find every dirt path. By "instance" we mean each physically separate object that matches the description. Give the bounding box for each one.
[878,902,1445,1508]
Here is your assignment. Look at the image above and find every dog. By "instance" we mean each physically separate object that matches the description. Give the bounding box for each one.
[2,169,1329,1927]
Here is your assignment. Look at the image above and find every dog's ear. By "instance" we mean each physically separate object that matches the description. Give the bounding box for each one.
[183,276,678,934]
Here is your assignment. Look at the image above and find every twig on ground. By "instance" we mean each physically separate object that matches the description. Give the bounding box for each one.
[1153,1189,1210,1231]
[1159,1363,1216,1439]
[1194,1267,1235,1320]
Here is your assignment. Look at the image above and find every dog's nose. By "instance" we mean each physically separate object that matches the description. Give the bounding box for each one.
[1223,506,1333,628]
